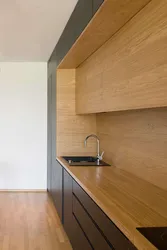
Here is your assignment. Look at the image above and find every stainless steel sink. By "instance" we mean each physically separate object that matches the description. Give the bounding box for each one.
[62,156,110,166]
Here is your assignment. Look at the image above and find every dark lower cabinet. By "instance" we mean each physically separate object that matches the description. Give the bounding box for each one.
[73,194,112,250]
[54,165,137,250]
[63,169,73,240]
[72,214,93,250]
[63,169,92,250]
[51,160,63,221]
[73,180,137,250]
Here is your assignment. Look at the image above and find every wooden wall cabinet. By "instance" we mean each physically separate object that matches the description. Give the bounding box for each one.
[76,66,104,114]
[76,0,167,114]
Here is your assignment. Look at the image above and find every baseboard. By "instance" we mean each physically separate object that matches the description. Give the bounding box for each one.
[0,189,47,193]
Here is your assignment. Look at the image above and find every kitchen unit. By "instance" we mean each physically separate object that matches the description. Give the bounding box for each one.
[57,157,167,250]
[48,0,167,249]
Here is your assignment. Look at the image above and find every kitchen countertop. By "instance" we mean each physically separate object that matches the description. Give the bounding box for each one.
[57,157,167,250]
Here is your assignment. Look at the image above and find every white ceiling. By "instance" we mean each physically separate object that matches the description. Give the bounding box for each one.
[0,0,78,62]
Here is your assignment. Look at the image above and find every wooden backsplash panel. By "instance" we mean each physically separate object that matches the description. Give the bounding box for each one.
[76,0,167,114]
[56,69,96,156]
[97,108,167,190]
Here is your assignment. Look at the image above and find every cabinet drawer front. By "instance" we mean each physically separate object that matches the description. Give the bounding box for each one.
[73,180,136,250]
[73,194,112,250]
[72,214,92,250]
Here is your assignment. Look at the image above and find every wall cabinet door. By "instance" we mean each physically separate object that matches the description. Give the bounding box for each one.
[51,160,63,221]
[76,68,104,114]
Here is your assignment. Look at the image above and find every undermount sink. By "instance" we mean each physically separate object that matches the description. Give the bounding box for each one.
[62,156,110,166]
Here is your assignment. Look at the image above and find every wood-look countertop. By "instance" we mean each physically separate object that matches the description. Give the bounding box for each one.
[57,157,167,250]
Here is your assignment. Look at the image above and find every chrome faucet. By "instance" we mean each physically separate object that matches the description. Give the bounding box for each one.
[84,134,104,163]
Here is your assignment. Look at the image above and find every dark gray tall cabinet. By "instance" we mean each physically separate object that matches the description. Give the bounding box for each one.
[93,0,104,13]
[47,0,104,221]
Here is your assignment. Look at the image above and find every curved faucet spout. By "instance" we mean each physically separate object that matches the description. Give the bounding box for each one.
[84,134,103,161]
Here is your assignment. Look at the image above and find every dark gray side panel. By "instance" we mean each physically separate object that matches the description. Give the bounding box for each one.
[47,61,57,191]
[47,75,52,191]
[52,160,63,221]
[47,0,104,218]
[93,0,104,14]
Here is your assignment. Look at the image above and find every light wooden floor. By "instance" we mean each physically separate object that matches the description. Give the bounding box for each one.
[0,192,72,250]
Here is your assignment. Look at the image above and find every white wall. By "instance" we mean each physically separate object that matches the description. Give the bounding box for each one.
[0,63,47,190]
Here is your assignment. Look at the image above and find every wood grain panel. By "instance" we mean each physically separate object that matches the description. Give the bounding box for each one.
[96,108,167,190]
[56,69,96,156]
[58,0,151,69]
[76,0,167,114]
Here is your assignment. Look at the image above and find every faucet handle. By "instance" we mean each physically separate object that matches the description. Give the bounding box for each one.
[101,151,104,158]
[97,151,104,161]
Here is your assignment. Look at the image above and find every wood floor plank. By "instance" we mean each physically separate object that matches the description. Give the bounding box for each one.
[0,192,72,250]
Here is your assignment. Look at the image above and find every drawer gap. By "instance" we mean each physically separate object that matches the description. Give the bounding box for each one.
[73,212,94,250]
[72,192,114,249]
